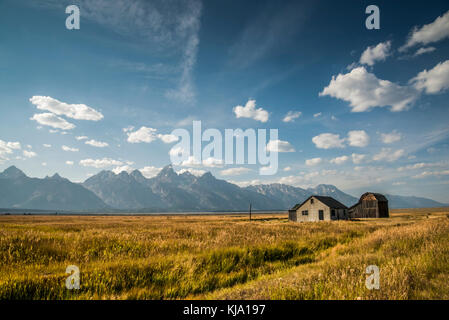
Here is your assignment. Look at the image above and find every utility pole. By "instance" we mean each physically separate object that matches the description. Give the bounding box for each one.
[249,203,252,222]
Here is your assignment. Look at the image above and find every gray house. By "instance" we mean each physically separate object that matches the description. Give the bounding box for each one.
[288,196,348,222]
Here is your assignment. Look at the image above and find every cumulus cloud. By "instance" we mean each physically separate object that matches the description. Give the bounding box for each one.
[319,67,418,112]
[412,169,449,179]
[76,136,88,141]
[177,168,206,177]
[85,139,109,148]
[29,96,103,121]
[127,127,157,143]
[360,41,391,66]
[126,126,178,144]
[400,10,449,51]
[313,112,322,118]
[79,158,123,168]
[410,60,449,94]
[373,148,405,162]
[112,165,134,174]
[157,134,179,143]
[31,113,76,130]
[380,131,402,144]
[233,99,269,122]
[180,156,223,168]
[66,161,74,165]
[266,139,295,152]
[351,153,366,164]
[43,144,52,148]
[62,145,79,152]
[312,133,345,149]
[282,111,302,122]
[139,166,162,178]
[305,157,322,166]
[23,150,37,158]
[347,130,370,147]
[330,155,349,165]
[220,167,251,176]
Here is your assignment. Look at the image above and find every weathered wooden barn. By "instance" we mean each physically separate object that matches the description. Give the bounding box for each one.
[288,196,348,222]
[348,192,389,218]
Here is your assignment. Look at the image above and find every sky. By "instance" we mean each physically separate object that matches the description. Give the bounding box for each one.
[1,0,449,202]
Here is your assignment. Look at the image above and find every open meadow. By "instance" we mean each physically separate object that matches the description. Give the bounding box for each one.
[0,208,448,300]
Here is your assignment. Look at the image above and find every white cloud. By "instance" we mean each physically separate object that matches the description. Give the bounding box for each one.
[0,140,21,162]
[266,139,295,152]
[312,133,345,149]
[373,148,405,162]
[31,113,76,130]
[283,166,292,172]
[380,131,402,144]
[319,67,418,112]
[122,126,134,133]
[360,41,391,66]
[410,60,449,94]
[412,169,449,179]
[43,144,52,148]
[177,168,206,177]
[313,112,322,118]
[397,161,446,171]
[347,130,370,147]
[400,10,449,51]
[157,134,179,143]
[127,126,158,143]
[112,165,134,174]
[42,162,47,166]
[220,167,251,176]
[202,157,224,168]
[393,181,405,186]
[85,139,109,148]
[180,156,223,168]
[305,157,322,166]
[62,145,79,152]
[140,166,162,178]
[29,96,103,121]
[23,150,37,158]
[126,126,177,144]
[351,153,366,164]
[76,136,88,141]
[414,47,436,56]
[233,99,269,122]
[79,158,123,168]
[330,155,349,165]
[66,161,74,165]
[282,111,302,122]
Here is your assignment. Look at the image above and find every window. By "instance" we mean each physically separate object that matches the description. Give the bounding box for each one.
[310,198,314,204]
[302,210,308,216]
[331,209,336,217]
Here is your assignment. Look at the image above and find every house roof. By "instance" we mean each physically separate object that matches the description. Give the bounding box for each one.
[290,195,348,211]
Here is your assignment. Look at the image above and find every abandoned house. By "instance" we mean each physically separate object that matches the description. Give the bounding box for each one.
[288,196,348,222]
[348,192,389,218]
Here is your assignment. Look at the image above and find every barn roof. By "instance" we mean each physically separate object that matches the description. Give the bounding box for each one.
[290,195,348,210]
[360,192,388,202]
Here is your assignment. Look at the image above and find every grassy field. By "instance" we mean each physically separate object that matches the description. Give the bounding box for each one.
[0,208,448,300]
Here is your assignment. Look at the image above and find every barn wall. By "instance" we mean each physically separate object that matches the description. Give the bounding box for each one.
[295,197,331,222]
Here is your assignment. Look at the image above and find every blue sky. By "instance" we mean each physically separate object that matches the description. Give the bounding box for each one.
[1,0,449,201]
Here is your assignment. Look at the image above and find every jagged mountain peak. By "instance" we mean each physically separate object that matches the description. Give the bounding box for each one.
[1,165,26,179]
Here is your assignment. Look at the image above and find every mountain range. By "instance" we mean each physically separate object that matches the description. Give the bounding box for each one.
[0,165,447,212]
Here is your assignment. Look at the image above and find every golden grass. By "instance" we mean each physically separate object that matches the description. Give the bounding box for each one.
[0,209,448,300]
